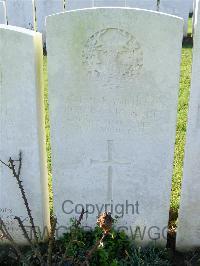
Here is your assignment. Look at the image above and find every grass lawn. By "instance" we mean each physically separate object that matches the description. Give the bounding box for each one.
[43,29,193,224]
[188,14,193,36]
[43,56,53,213]
[171,42,192,214]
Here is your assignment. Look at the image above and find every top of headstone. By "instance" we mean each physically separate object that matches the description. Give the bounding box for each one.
[0,24,38,36]
[47,7,184,23]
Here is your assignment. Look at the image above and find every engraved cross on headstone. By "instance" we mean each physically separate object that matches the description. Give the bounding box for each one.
[91,140,131,201]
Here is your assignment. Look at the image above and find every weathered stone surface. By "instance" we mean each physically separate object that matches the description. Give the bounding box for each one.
[35,0,64,43]
[46,8,183,246]
[94,0,125,7]
[67,0,126,9]
[67,0,93,10]
[159,0,190,37]
[0,1,6,24]
[0,25,50,243]
[126,0,157,11]
[6,0,35,30]
[176,0,200,251]
[67,0,157,9]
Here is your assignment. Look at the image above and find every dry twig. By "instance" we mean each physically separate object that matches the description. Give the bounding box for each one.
[0,152,45,264]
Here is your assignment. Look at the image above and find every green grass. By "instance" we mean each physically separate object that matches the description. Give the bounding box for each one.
[43,56,53,213]
[188,15,193,35]
[171,42,192,213]
[43,33,193,221]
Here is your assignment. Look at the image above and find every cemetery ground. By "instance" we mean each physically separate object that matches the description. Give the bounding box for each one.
[1,21,199,266]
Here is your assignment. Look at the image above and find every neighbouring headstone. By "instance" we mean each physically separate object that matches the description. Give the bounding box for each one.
[66,0,93,10]
[0,25,50,243]
[46,8,183,246]
[35,0,64,44]
[176,0,200,251]
[67,0,126,9]
[193,0,198,35]
[94,0,125,7]
[159,0,190,37]
[6,0,35,30]
[126,0,157,11]
[0,1,6,24]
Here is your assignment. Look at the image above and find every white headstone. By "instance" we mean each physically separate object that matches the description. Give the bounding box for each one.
[94,0,125,7]
[159,0,190,37]
[67,0,127,9]
[126,0,157,11]
[6,0,35,30]
[0,1,6,24]
[0,25,50,243]
[66,0,93,10]
[46,8,183,246]
[176,0,200,251]
[35,0,64,43]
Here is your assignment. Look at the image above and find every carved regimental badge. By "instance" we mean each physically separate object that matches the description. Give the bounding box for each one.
[82,28,143,80]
